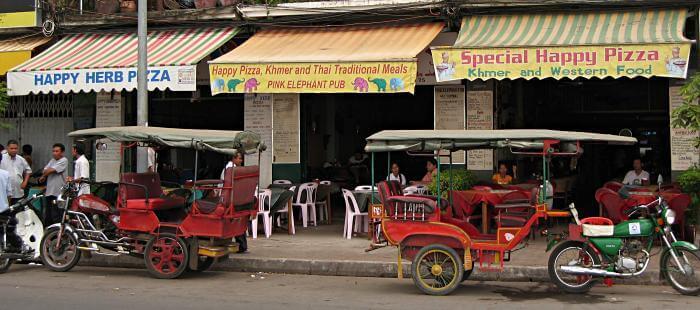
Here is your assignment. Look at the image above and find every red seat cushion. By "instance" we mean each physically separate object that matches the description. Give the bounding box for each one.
[193,199,224,215]
[120,172,184,211]
[125,196,186,211]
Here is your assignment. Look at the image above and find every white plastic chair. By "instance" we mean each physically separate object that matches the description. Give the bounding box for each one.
[354,185,373,191]
[293,182,318,227]
[251,189,272,239]
[273,180,292,185]
[342,189,368,239]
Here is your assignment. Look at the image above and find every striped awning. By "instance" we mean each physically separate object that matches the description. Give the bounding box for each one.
[0,36,51,76]
[432,9,693,81]
[454,9,690,48]
[8,27,238,96]
[209,23,444,94]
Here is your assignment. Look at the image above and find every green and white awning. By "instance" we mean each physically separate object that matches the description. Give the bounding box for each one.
[432,9,693,81]
[455,10,690,47]
[8,27,238,96]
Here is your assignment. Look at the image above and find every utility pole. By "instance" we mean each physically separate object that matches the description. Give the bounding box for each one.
[136,0,148,172]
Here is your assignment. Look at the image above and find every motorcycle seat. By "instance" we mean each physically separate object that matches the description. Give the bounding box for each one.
[582,224,614,237]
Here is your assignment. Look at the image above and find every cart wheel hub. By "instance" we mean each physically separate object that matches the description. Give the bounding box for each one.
[431,264,443,276]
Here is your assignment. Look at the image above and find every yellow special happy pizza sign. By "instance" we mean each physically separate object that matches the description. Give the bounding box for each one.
[431,43,691,81]
[209,62,417,94]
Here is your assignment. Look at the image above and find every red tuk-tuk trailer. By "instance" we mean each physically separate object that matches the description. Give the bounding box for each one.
[363,129,637,295]
[40,126,263,279]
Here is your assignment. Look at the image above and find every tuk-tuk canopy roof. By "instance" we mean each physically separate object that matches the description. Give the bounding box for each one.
[68,126,263,155]
[365,129,637,152]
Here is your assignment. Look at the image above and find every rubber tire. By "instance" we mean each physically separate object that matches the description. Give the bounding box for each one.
[144,233,189,279]
[188,256,215,272]
[461,259,474,282]
[40,227,81,272]
[411,244,464,296]
[661,248,700,296]
[548,241,600,294]
[0,258,11,274]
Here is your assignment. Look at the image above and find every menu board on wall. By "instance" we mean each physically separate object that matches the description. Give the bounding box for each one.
[273,94,300,164]
[466,82,494,170]
[245,94,273,187]
[417,32,460,85]
[434,85,465,164]
[95,91,122,182]
[669,84,700,171]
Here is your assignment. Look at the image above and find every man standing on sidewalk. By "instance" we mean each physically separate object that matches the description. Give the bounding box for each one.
[38,143,68,224]
[70,143,90,196]
[0,140,32,204]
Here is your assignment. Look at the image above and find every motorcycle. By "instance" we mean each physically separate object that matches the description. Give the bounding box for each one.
[40,180,124,272]
[547,176,700,295]
[0,194,46,273]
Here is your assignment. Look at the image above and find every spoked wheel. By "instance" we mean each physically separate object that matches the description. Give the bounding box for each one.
[411,244,463,296]
[40,227,81,272]
[0,257,11,274]
[662,248,700,295]
[144,233,189,279]
[548,241,600,294]
[188,256,215,272]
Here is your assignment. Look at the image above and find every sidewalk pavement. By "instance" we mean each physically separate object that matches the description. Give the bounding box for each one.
[81,222,666,285]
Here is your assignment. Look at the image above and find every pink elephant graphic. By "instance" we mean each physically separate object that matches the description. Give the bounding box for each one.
[244,78,260,92]
[352,77,369,92]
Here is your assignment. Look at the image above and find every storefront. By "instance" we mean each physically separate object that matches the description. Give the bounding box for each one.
[430,9,699,214]
[208,23,445,186]
[6,27,238,181]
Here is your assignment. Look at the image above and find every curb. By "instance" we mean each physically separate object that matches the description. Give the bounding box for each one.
[78,255,665,286]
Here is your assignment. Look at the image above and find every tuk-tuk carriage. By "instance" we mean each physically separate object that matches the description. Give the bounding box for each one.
[363,129,640,295]
[39,126,263,279]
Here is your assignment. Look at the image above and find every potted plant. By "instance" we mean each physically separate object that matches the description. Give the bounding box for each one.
[427,168,476,198]
[120,0,137,12]
[678,167,700,243]
[96,0,120,13]
[194,0,216,8]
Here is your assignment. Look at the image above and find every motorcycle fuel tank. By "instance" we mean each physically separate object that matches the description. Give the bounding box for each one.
[73,195,113,216]
[613,219,654,237]
[589,238,623,257]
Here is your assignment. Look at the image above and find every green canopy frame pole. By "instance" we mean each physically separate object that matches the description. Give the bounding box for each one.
[436,153,441,207]
[387,152,391,183]
[371,152,376,204]
[449,152,453,207]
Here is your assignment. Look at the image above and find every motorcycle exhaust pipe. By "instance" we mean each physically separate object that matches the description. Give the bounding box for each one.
[560,266,632,278]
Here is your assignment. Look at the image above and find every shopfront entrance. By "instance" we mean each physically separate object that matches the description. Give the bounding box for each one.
[302,85,436,185]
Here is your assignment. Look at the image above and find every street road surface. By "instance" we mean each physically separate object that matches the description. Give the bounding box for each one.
[0,265,696,309]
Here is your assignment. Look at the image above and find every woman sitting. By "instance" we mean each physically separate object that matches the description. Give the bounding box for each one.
[492,163,513,185]
[386,162,407,186]
[411,159,437,185]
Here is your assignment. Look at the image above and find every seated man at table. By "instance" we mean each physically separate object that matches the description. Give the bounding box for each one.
[622,158,650,186]
[411,159,437,185]
[348,151,369,185]
[492,163,513,185]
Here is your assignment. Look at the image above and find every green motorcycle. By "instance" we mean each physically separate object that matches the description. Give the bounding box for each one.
[548,186,700,295]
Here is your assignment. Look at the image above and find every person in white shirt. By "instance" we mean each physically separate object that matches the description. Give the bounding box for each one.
[622,158,650,186]
[219,152,247,253]
[0,140,32,203]
[386,162,406,187]
[0,154,21,250]
[69,143,91,196]
[147,147,157,173]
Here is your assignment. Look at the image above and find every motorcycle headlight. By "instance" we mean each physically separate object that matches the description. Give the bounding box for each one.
[664,209,676,225]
